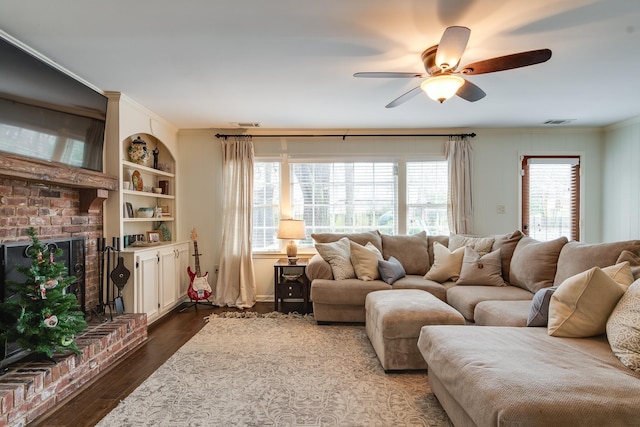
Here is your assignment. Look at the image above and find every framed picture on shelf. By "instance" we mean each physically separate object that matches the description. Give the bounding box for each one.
[146,231,161,243]
[124,202,134,218]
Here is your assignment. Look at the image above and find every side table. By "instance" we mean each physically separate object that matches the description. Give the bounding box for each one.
[274,258,310,313]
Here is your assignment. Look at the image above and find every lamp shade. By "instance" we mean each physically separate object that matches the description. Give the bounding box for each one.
[420,75,465,103]
[277,219,306,240]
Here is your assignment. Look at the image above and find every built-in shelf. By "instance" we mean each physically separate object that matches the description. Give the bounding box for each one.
[123,189,175,199]
[122,160,175,178]
[123,217,175,222]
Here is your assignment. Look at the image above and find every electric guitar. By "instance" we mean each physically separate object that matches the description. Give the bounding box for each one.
[187,228,212,301]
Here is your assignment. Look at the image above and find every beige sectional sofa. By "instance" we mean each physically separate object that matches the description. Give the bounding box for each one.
[307,230,640,426]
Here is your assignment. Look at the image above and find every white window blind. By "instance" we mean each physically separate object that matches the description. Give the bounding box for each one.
[290,162,397,239]
[406,161,449,235]
[253,161,281,251]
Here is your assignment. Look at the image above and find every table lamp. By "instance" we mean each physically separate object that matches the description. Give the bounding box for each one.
[277,219,306,263]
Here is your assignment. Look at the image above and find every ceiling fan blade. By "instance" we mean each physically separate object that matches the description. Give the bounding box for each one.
[459,49,552,75]
[456,79,486,102]
[354,72,427,78]
[385,86,422,108]
[435,26,470,71]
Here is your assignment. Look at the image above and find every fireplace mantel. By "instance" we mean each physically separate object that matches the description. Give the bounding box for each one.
[0,153,117,213]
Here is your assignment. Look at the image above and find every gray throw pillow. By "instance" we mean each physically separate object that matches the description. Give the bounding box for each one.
[378,256,406,285]
[527,286,558,327]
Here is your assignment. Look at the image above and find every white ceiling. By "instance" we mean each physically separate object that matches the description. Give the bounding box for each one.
[1,0,639,130]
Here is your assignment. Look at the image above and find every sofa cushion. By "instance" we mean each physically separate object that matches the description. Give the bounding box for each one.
[310,278,391,306]
[349,241,383,281]
[527,286,558,327]
[474,300,531,326]
[607,279,640,373]
[456,247,505,287]
[491,230,524,282]
[380,231,430,275]
[553,240,640,286]
[424,242,464,282]
[548,267,625,338]
[448,234,495,256]
[446,285,534,321]
[510,236,568,293]
[311,230,383,253]
[315,237,355,280]
[378,256,406,285]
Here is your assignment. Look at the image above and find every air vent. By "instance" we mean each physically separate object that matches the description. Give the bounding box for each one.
[230,122,261,128]
[542,119,575,125]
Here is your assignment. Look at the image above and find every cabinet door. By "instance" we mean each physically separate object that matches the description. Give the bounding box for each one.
[159,246,178,312]
[175,242,190,297]
[137,250,159,320]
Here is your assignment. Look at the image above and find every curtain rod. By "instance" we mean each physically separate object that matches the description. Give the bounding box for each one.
[215,132,476,140]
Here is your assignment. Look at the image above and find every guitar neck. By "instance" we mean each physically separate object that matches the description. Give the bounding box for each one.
[193,241,202,277]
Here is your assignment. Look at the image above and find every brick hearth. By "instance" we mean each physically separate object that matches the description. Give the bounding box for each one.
[0,314,147,426]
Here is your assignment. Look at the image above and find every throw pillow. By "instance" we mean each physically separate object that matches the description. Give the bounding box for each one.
[456,247,505,287]
[424,242,465,282]
[509,236,568,293]
[448,234,495,256]
[602,262,635,288]
[378,256,406,285]
[616,250,640,280]
[607,279,640,373]
[380,231,430,275]
[491,230,524,282]
[315,237,355,280]
[548,267,626,338]
[349,241,383,281]
[527,286,558,327]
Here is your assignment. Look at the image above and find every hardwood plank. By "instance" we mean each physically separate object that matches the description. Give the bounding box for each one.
[31,302,273,426]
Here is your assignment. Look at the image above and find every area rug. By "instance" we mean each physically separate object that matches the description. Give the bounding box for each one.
[97,312,451,426]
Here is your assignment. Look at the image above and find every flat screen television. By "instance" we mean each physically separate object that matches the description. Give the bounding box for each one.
[0,35,107,172]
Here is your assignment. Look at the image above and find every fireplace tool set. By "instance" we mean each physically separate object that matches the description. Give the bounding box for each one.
[94,237,130,321]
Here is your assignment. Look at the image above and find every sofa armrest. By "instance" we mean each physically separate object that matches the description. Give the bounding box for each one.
[306,253,333,281]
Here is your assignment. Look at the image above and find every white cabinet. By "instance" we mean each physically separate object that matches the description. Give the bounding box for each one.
[122,241,189,324]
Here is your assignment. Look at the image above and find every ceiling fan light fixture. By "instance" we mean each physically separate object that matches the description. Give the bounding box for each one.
[420,75,465,103]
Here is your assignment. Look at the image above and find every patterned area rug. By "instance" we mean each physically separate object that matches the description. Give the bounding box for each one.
[97,312,451,426]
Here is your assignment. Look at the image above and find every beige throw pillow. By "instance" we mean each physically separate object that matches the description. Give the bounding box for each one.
[456,247,505,287]
[602,262,635,288]
[315,237,355,280]
[616,250,640,280]
[448,234,495,256]
[607,279,640,373]
[548,267,626,338]
[424,242,465,282]
[349,241,383,281]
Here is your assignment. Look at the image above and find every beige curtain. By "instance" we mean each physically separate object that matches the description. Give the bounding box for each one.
[215,135,256,308]
[446,136,472,234]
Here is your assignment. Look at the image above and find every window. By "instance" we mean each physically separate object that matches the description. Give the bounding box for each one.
[406,161,449,235]
[252,158,450,252]
[521,156,580,241]
[252,161,281,251]
[290,162,397,239]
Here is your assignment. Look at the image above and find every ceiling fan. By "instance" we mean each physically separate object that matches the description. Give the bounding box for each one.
[354,26,552,107]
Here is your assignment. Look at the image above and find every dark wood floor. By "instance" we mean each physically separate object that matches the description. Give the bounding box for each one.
[32,301,280,427]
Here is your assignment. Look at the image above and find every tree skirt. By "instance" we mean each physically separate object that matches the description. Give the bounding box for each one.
[97,312,451,426]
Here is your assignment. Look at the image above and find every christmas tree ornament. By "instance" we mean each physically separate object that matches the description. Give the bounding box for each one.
[44,278,58,289]
[61,335,74,346]
[44,314,58,328]
[39,284,47,299]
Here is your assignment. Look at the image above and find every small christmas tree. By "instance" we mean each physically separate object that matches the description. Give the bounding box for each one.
[0,228,88,359]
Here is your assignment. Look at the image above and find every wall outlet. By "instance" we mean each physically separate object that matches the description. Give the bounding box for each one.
[496,204,506,214]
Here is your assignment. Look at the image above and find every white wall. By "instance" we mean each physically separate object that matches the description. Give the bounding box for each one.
[603,117,640,241]
[177,127,606,303]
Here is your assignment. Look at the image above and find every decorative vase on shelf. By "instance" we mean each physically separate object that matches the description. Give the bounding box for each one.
[128,136,150,165]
